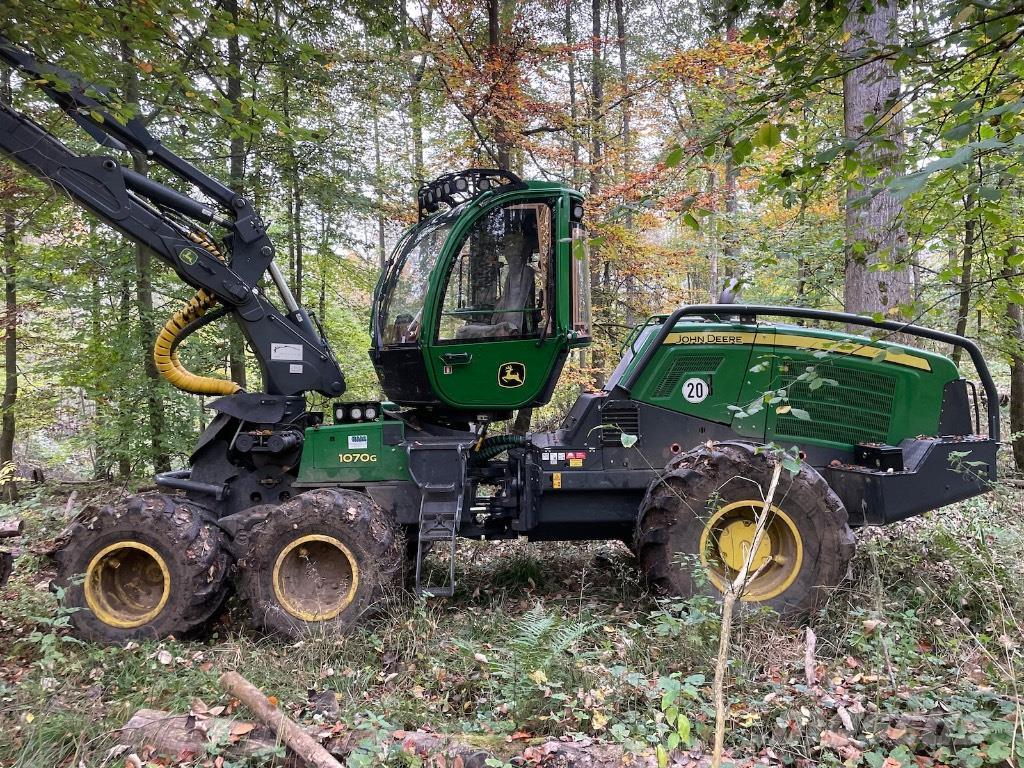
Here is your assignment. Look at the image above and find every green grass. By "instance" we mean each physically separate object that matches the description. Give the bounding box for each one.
[0,483,1021,767]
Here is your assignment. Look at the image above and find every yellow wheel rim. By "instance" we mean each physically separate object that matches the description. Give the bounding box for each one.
[698,499,803,601]
[272,534,360,622]
[84,541,171,629]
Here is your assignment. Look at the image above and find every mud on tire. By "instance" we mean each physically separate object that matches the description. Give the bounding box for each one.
[53,493,229,643]
[229,488,403,640]
[635,441,855,618]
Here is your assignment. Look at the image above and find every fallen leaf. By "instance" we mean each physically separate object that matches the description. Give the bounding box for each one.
[882,757,902,768]
[862,619,885,635]
[886,726,907,740]
[156,649,173,665]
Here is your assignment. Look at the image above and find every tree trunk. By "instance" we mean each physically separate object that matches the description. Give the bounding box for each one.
[0,69,16,501]
[121,38,170,474]
[226,0,248,389]
[589,0,603,197]
[566,0,581,187]
[372,96,387,270]
[118,277,133,480]
[487,0,511,168]
[842,0,912,316]
[403,1,429,187]
[952,193,976,365]
[1004,248,1024,471]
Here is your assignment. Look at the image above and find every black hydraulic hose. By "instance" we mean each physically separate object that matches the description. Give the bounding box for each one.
[473,434,531,462]
[618,304,1000,442]
[169,304,232,356]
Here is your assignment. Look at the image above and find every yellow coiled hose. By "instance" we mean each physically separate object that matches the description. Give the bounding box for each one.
[152,233,242,396]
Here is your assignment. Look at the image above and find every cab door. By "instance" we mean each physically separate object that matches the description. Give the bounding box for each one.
[425,195,568,410]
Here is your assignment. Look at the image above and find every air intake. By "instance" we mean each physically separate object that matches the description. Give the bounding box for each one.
[601,402,640,446]
[653,354,724,398]
[774,363,896,445]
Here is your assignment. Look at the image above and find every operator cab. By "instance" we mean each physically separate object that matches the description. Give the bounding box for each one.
[371,169,592,418]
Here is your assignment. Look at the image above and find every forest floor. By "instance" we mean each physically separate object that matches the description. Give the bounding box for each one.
[0,481,1021,768]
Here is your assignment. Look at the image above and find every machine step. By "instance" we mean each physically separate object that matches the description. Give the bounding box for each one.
[407,439,473,597]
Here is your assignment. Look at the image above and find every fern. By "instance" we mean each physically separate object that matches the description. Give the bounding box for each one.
[461,604,599,724]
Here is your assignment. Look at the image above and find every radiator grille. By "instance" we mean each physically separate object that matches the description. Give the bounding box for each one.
[601,403,640,446]
[774,364,896,445]
[653,354,725,398]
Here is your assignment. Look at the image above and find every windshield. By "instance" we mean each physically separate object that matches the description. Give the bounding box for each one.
[376,212,459,346]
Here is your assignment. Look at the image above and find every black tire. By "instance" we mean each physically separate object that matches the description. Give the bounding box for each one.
[635,441,855,618]
[53,493,230,643]
[231,488,403,640]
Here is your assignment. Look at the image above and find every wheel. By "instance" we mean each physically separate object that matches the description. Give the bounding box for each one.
[635,441,855,617]
[230,488,403,640]
[53,493,230,643]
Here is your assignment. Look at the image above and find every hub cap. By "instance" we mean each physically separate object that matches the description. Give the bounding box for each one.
[272,534,359,621]
[84,541,171,628]
[698,500,803,601]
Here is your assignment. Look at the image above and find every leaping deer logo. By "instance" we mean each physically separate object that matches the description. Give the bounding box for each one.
[498,362,526,388]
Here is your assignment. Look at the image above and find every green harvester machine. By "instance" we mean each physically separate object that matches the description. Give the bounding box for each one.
[0,38,999,641]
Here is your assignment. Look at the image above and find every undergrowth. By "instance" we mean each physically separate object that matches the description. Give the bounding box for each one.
[0,483,1021,766]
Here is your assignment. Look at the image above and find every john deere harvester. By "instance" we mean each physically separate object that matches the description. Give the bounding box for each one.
[0,39,999,641]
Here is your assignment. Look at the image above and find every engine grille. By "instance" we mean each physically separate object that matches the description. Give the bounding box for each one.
[653,354,725,398]
[601,403,640,447]
[774,363,896,445]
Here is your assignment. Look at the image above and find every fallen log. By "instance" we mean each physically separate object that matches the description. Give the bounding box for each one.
[120,708,293,764]
[219,671,343,768]
[0,519,22,539]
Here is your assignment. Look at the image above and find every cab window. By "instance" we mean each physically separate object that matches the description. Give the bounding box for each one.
[437,201,553,342]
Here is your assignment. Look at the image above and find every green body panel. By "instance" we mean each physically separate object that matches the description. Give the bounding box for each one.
[626,321,960,450]
[296,420,410,484]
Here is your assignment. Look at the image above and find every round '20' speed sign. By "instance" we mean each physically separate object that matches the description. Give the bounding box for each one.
[682,377,709,404]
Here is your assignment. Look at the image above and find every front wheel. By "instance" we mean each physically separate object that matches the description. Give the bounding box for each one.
[635,442,855,618]
[53,493,230,643]
[231,489,403,640]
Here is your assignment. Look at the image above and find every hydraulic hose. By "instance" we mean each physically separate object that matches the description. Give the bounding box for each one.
[472,434,531,462]
[152,232,242,396]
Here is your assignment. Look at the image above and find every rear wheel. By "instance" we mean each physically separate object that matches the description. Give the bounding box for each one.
[53,493,229,643]
[231,489,403,639]
[635,442,854,617]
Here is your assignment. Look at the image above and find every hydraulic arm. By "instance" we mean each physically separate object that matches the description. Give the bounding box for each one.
[0,37,345,398]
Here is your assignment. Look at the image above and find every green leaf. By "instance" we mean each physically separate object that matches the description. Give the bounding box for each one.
[682,213,700,231]
[790,408,810,420]
[620,433,638,448]
[677,714,692,746]
[731,138,753,164]
[665,146,684,168]
[752,122,782,148]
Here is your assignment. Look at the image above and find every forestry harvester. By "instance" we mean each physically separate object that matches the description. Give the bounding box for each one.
[0,39,999,641]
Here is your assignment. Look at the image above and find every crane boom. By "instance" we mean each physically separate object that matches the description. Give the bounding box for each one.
[0,36,345,398]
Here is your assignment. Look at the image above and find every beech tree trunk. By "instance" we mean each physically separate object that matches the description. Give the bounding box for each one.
[952,193,976,365]
[0,69,16,501]
[566,0,581,187]
[842,0,912,316]
[226,0,248,389]
[121,38,170,474]
[1004,248,1024,471]
[487,0,512,169]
